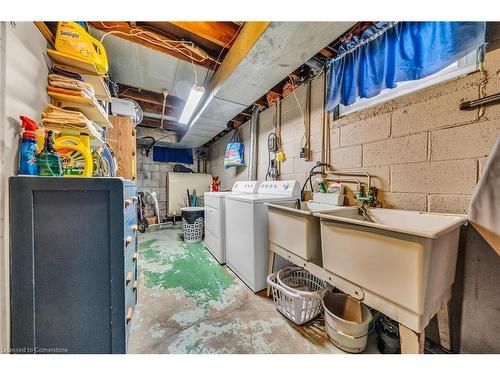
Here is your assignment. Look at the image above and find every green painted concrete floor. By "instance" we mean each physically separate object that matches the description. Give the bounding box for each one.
[128,226,379,354]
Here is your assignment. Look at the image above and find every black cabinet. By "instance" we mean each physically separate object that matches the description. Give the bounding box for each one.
[9,177,138,353]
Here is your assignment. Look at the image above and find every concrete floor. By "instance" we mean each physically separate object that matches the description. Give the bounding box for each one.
[129,226,379,354]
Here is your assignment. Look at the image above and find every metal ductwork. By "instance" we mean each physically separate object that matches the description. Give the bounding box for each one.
[178,21,355,148]
[248,106,259,180]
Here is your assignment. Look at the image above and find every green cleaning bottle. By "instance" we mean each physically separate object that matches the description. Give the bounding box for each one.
[37,130,63,176]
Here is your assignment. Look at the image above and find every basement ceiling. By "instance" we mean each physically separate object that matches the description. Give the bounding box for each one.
[85,22,356,148]
[181,22,355,147]
[90,27,210,106]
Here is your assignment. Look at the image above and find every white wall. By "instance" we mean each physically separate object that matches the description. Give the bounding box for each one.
[0,22,49,352]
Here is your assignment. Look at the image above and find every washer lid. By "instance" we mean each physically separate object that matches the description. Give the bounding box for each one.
[226,194,300,204]
[204,191,247,197]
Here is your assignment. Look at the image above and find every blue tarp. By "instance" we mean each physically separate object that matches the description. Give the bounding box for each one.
[152,146,193,164]
[326,22,486,111]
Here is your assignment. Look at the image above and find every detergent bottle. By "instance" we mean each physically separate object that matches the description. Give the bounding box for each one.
[55,22,109,75]
[37,130,64,176]
[18,116,39,175]
[54,133,93,177]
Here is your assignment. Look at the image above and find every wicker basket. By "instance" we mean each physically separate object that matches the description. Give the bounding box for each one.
[267,267,331,325]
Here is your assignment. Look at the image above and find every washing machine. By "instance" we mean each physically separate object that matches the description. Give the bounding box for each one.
[203,181,260,264]
[225,180,301,292]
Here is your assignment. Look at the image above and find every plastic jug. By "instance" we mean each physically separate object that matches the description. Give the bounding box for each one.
[55,21,109,75]
[54,133,93,177]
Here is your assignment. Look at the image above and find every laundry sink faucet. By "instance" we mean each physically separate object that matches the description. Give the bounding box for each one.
[354,186,376,206]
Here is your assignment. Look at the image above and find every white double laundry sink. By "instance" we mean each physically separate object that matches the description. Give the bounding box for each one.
[267,204,467,332]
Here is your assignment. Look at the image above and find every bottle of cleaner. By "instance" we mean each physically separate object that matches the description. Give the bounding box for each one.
[18,116,39,175]
[37,130,63,176]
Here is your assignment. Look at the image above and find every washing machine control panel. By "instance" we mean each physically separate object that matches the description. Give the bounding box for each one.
[257,180,300,196]
[232,181,261,193]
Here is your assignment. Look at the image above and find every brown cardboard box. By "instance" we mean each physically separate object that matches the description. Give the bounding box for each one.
[147,216,158,225]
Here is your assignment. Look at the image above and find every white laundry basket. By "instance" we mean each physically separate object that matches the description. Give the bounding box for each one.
[181,207,205,243]
[267,267,330,325]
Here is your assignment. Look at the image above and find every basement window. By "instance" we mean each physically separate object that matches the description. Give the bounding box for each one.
[338,49,479,116]
[152,146,193,164]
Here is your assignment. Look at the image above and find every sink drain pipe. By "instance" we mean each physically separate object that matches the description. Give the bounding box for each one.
[248,105,259,180]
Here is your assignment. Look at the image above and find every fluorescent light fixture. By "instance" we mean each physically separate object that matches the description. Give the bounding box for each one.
[178,85,205,125]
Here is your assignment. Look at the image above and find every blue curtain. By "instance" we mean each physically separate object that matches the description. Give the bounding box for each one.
[153,146,193,164]
[326,22,486,112]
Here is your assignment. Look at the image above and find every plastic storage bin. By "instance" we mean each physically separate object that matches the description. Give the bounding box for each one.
[267,267,330,325]
[312,192,345,206]
[181,207,205,243]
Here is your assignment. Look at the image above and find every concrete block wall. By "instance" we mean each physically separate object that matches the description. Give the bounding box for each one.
[135,146,197,218]
[208,48,500,214]
[328,48,500,213]
[210,49,500,213]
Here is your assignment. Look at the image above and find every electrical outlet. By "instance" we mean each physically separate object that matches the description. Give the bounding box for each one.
[300,147,308,159]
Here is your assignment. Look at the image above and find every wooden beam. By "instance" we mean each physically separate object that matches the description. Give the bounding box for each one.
[208,22,270,94]
[318,48,334,59]
[117,85,183,108]
[168,22,239,48]
[134,100,178,117]
[34,22,55,47]
[88,22,214,70]
[139,117,182,132]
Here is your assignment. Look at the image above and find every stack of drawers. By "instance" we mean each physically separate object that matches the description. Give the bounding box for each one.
[123,183,139,345]
[204,194,225,264]
[10,177,138,353]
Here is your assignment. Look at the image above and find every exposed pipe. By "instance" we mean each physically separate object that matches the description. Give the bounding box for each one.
[325,169,372,189]
[460,92,500,111]
[323,176,362,192]
[248,105,259,180]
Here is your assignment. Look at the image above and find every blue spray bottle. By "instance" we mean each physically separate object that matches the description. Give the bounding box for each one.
[18,116,39,175]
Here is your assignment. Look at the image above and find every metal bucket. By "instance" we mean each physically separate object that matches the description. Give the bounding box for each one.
[323,293,373,353]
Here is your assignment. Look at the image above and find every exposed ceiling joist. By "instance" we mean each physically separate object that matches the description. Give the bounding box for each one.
[34,22,55,47]
[135,101,179,118]
[139,117,183,131]
[168,22,239,48]
[88,22,215,70]
[118,85,183,108]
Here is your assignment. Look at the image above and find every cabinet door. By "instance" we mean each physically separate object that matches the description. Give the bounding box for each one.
[107,116,137,181]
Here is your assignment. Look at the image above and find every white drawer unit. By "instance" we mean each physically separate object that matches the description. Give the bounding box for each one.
[203,181,260,264]
[204,194,221,210]
[205,206,222,236]
[204,229,221,260]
